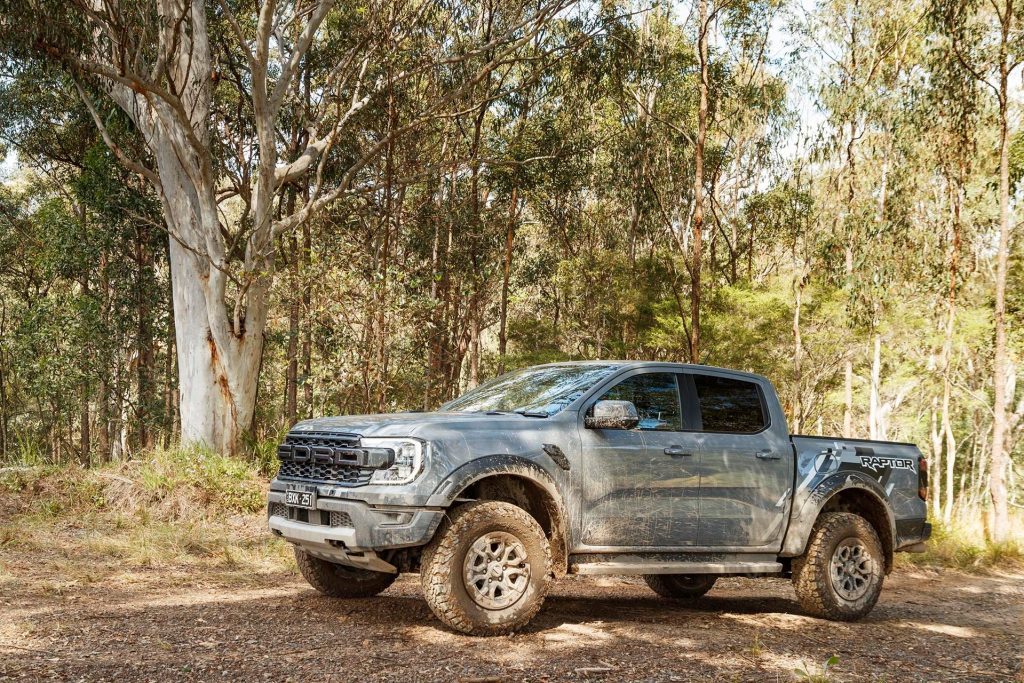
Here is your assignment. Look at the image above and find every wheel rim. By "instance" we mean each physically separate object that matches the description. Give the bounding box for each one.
[463,531,531,610]
[830,538,874,601]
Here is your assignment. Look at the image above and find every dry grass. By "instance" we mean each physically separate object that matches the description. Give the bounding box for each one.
[897,512,1024,572]
[2,449,1022,579]
[0,446,293,579]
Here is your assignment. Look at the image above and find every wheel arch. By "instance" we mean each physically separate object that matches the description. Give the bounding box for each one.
[782,474,896,573]
[431,456,569,576]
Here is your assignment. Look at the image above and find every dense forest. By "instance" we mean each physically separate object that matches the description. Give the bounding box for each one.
[0,0,1021,540]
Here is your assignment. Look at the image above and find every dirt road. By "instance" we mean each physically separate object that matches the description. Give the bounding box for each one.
[2,557,1022,682]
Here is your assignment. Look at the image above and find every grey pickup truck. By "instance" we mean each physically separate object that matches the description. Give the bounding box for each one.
[268,361,930,635]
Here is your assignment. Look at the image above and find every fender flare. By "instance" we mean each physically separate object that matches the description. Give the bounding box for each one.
[781,471,897,569]
[428,453,565,507]
[427,453,569,572]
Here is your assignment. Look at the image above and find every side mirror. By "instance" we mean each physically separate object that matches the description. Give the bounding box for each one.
[585,400,640,430]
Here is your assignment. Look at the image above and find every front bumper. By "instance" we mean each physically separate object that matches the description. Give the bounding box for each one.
[267,490,444,572]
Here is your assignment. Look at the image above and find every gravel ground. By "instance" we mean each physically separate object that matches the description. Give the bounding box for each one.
[2,554,1022,682]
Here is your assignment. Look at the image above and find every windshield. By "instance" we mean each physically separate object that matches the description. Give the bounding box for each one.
[441,364,620,416]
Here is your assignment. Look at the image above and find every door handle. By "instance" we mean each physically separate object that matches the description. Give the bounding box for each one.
[755,450,781,460]
[664,446,693,457]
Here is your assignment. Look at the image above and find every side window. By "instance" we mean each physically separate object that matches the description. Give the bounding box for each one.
[692,374,766,433]
[598,373,682,430]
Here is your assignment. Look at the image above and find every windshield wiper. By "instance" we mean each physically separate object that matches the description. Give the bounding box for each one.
[513,408,549,418]
[462,408,549,417]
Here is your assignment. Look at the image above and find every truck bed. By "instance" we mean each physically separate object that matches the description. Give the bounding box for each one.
[787,434,929,551]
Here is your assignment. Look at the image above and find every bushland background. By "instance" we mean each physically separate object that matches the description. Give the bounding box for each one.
[1,1,1023,680]
[2,0,1023,544]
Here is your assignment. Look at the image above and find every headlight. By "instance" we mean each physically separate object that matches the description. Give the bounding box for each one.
[362,437,426,485]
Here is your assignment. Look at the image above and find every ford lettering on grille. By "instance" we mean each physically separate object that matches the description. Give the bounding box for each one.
[277,444,366,466]
[274,432,395,485]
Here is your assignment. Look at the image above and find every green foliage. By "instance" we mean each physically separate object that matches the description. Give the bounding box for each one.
[0,84,167,463]
[704,285,793,374]
[0,0,1019,535]
[132,446,266,515]
[795,655,840,683]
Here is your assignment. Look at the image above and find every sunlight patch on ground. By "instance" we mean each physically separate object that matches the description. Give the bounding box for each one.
[541,621,617,644]
[904,622,981,638]
[720,610,822,631]
[113,585,298,610]
[950,572,1024,597]
[566,624,700,652]
[590,576,635,589]
[0,581,300,630]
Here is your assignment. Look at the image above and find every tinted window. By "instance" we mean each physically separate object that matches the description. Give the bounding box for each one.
[599,373,681,430]
[692,374,766,433]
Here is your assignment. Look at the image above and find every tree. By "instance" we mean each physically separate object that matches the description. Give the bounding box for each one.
[1,0,576,453]
[932,0,1022,541]
[690,0,709,362]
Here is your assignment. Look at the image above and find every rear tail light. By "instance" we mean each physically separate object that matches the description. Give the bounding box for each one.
[918,455,928,502]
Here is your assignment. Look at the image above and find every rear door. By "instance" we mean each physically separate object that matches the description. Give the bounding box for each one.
[684,371,793,549]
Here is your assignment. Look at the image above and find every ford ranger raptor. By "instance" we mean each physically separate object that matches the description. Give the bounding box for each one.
[267,362,931,635]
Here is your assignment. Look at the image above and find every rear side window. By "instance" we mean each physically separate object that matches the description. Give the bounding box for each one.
[692,374,766,433]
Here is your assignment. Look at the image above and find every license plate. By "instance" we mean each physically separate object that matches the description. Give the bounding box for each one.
[285,487,316,509]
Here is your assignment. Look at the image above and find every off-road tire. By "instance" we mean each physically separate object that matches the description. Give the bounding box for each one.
[644,574,717,600]
[420,500,551,636]
[792,512,885,621]
[294,547,398,598]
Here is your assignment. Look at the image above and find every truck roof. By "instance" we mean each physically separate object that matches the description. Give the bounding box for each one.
[534,360,770,384]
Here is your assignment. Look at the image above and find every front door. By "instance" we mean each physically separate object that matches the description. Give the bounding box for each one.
[685,371,793,549]
[579,370,700,547]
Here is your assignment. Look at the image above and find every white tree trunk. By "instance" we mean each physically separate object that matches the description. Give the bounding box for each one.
[929,396,943,519]
[791,274,804,434]
[869,334,881,440]
[155,125,266,455]
[168,240,263,454]
[844,360,854,438]
[990,42,1013,541]
[941,375,957,525]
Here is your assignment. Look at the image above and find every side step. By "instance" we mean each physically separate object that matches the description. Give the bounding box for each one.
[572,561,783,576]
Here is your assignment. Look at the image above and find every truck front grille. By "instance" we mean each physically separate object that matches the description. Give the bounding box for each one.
[274,431,375,486]
[285,432,360,448]
[276,461,373,484]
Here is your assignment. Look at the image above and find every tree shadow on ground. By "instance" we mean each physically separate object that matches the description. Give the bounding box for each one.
[3,572,1022,682]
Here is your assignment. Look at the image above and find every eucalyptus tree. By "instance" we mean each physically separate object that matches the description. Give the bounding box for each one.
[687,0,785,362]
[690,0,710,361]
[796,0,918,437]
[596,0,785,363]
[915,24,985,524]
[0,0,578,453]
[931,0,1022,541]
[0,67,167,462]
